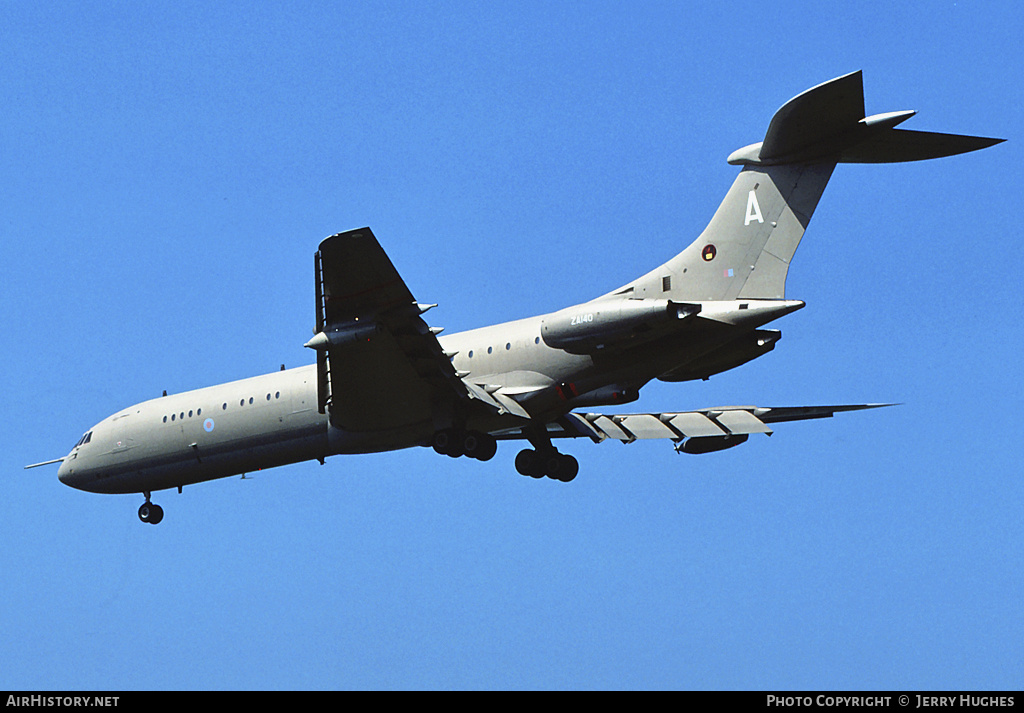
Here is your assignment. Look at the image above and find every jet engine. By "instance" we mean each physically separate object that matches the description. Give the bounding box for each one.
[541,299,699,354]
[659,329,781,382]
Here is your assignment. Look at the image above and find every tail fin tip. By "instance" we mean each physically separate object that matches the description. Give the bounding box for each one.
[728,71,1005,167]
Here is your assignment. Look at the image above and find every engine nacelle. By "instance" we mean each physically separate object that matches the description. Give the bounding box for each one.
[659,329,781,382]
[541,299,699,354]
[678,434,749,454]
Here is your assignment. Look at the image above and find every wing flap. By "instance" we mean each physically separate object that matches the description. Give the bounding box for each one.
[617,414,678,439]
[666,412,727,438]
[712,409,773,435]
[491,391,532,419]
[588,415,634,442]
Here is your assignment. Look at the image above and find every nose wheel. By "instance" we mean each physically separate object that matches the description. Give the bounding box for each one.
[138,493,164,525]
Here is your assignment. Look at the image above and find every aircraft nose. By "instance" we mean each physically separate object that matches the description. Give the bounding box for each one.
[57,458,84,490]
[57,459,70,484]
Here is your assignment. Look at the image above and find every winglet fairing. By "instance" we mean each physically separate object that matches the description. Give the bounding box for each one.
[39,72,1003,523]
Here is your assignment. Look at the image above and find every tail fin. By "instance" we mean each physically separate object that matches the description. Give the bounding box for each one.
[620,71,1003,302]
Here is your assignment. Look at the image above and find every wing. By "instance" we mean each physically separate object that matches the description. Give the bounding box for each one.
[307,228,502,431]
[493,403,893,452]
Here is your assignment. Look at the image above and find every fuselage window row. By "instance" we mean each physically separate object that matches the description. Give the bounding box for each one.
[163,392,282,424]
[468,337,541,359]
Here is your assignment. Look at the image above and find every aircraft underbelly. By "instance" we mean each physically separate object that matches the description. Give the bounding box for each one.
[326,421,434,454]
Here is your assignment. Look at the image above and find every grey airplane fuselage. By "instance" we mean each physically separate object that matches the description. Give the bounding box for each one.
[56,298,794,496]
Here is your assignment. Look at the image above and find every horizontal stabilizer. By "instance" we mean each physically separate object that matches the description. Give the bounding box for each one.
[836,128,1005,163]
[728,71,1004,166]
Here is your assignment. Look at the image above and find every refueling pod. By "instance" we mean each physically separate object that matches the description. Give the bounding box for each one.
[677,434,749,454]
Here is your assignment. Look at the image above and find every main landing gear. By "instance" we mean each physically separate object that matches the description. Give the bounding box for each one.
[138,492,164,525]
[432,428,498,462]
[514,427,578,482]
[514,448,579,482]
[435,427,578,482]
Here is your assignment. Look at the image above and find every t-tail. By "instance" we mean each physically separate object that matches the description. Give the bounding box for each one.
[620,71,1003,302]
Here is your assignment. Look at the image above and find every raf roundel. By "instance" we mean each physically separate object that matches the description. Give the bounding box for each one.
[203,418,215,433]
[702,244,717,261]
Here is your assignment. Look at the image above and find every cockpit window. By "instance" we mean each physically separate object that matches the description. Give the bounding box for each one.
[73,431,93,448]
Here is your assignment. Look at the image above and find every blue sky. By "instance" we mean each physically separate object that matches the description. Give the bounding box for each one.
[2,1,1020,690]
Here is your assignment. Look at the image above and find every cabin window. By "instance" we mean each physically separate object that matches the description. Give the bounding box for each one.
[188,410,193,418]
[487,346,493,354]
[171,414,176,421]
[505,343,511,350]
[222,403,227,410]
[163,416,167,423]
[275,392,280,399]
[249,397,254,405]
[468,350,473,358]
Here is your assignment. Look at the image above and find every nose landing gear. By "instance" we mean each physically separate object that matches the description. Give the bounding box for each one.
[138,492,164,525]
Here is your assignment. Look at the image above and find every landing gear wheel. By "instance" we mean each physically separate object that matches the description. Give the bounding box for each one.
[515,449,544,478]
[542,452,564,479]
[463,432,497,462]
[515,448,578,481]
[553,454,579,482]
[432,429,463,458]
[138,501,164,525]
[433,429,497,461]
